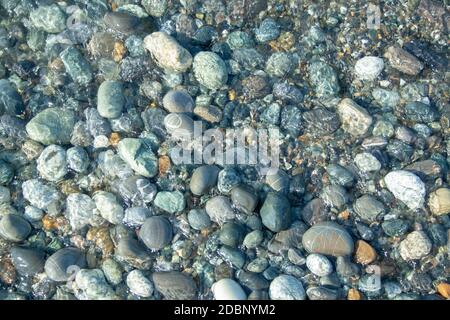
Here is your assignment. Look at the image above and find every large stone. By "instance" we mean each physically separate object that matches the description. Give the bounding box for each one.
[152,271,197,299]
[97,81,125,119]
[26,108,76,145]
[117,138,158,178]
[337,98,373,137]
[384,170,426,210]
[193,51,228,90]
[260,193,291,232]
[384,46,424,75]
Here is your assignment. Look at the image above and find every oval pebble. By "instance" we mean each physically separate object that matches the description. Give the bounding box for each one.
[139,216,173,250]
[269,275,306,300]
[10,246,45,277]
[306,253,333,276]
[0,214,31,242]
[211,278,247,300]
[44,247,86,282]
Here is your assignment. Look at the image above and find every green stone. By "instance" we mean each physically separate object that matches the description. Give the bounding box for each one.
[26,108,76,145]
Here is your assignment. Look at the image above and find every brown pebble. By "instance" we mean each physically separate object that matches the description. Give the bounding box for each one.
[437,282,450,299]
[158,155,171,176]
[428,188,450,216]
[354,240,377,265]
[86,227,114,257]
[347,288,363,300]
[384,46,424,75]
[0,257,16,285]
[193,105,223,123]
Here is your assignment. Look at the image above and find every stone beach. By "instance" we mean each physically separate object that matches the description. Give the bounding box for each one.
[0,0,448,302]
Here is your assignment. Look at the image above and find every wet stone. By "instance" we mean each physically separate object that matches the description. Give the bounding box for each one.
[205,196,235,224]
[354,195,385,222]
[255,18,280,43]
[0,80,24,116]
[30,4,66,34]
[212,278,247,300]
[26,108,76,145]
[104,11,140,35]
[269,275,306,300]
[354,152,381,173]
[66,193,97,231]
[0,214,31,242]
[302,221,354,257]
[384,46,424,75]
[265,52,294,78]
[126,270,153,297]
[187,209,211,230]
[190,165,220,196]
[60,47,93,86]
[152,271,197,300]
[118,138,158,178]
[37,145,67,182]
[337,98,373,137]
[428,188,450,216]
[219,222,245,247]
[306,253,333,276]
[260,192,291,232]
[384,170,426,210]
[193,52,228,90]
[382,219,409,237]
[308,61,340,98]
[404,101,439,123]
[354,56,384,81]
[139,216,173,250]
[193,105,223,123]
[326,164,355,187]
[303,108,340,137]
[320,185,349,209]
[44,247,86,282]
[153,191,185,214]
[162,90,194,114]
[22,179,61,214]
[230,185,258,213]
[97,81,125,119]
[399,231,432,261]
[10,246,45,277]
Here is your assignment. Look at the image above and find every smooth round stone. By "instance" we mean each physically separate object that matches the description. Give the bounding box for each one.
[306,286,338,300]
[247,258,269,273]
[302,221,354,257]
[399,231,432,261]
[190,165,220,196]
[75,269,116,300]
[193,51,228,90]
[66,147,89,173]
[10,247,45,277]
[265,169,290,193]
[255,18,280,43]
[126,270,154,298]
[0,214,31,242]
[265,52,293,78]
[162,90,194,113]
[115,237,152,269]
[104,11,140,34]
[44,247,86,282]
[217,246,246,269]
[22,179,61,214]
[355,56,384,80]
[37,145,67,182]
[230,185,258,213]
[354,152,381,173]
[373,120,395,138]
[353,195,385,222]
[219,222,245,248]
[24,206,44,222]
[153,190,186,214]
[0,80,24,116]
[336,256,359,278]
[217,168,241,194]
[66,193,96,230]
[164,113,195,140]
[193,105,223,123]
[384,170,426,210]
[226,31,254,50]
[381,219,409,237]
[320,185,349,209]
[211,278,247,300]
[123,207,151,227]
[205,196,235,224]
[269,275,306,300]
[118,138,158,178]
[372,88,400,108]
[144,32,192,73]
[243,230,264,248]
[97,81,125,119]
[139,216,173,250]
[187,209,211,230]
[29,4,66,33]
[306,253,333,276]
[152,271,197,300]
[101,258,123,286]
[326,164,355,187]
[26,108,76,145]
[260,192,291,232]
[93,191,124,225]
[428,188,450,216]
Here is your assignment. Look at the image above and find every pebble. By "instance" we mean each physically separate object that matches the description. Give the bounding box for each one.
[75,269,116,300]
[66,147,89,173]
[320,185,348,209]
[0,214,31,242]
[22,179,61,214]
[60,47,93,86]
[260,192,291,232]
[187,209,211,230]
[326,164,355,187]
[303,108,340,137]
[354,55,385,80]
[193,105,223,123]
[265,52,293,78]
[126,270,154,298]
[428,188,450,216]
[123,207,151,227]
[306,253,333,276]
[164,113,195,140]
[353,195,385,222]
[29,4,66,34]
[265,169,290,193]
[115,237,152,269]
[301,198,329,226]
[255,18,280,43]
[37,145,67,182]
[97,81,125,119]
[139,216,173,250]
[26,108,76,145]
[269,275,306,300]
[44,247,86,282]
[212,278,247,300]
[162,90,194,114]
[384,46,424,75]
[230,185,258,213]
[104,11,140,35]
[205,196,235,224]
[243,230,264,248]
[354,152,381,172]
[118,138,158,178]
[153,190,186,214]
[372,88,401,108]
[404,101,439,123]
[144,32,193,72]
[193,52,228,90]
[142,0,167,17]
[399,231,432,261]
[10,246,45,277]
[384,170,426,210]
[66,193,97,230]
[102,258,123,286]
[306,286,339,300]
[190,165,220,196]
[354,240,377,265]
[382,219,409,237]
[308,61,340,98]
[302,221,354,257]
[0,80,24,116]
[152,271,197,299]
[93,191,124,225]
[219,222,245,247]
[217,168,241,194]
[337,98,373,136]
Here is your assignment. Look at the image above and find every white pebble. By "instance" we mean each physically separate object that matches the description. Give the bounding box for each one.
[355,56,384,81]
[211,278,247,300]
[306,253,333,276]
[126,270,154,298]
